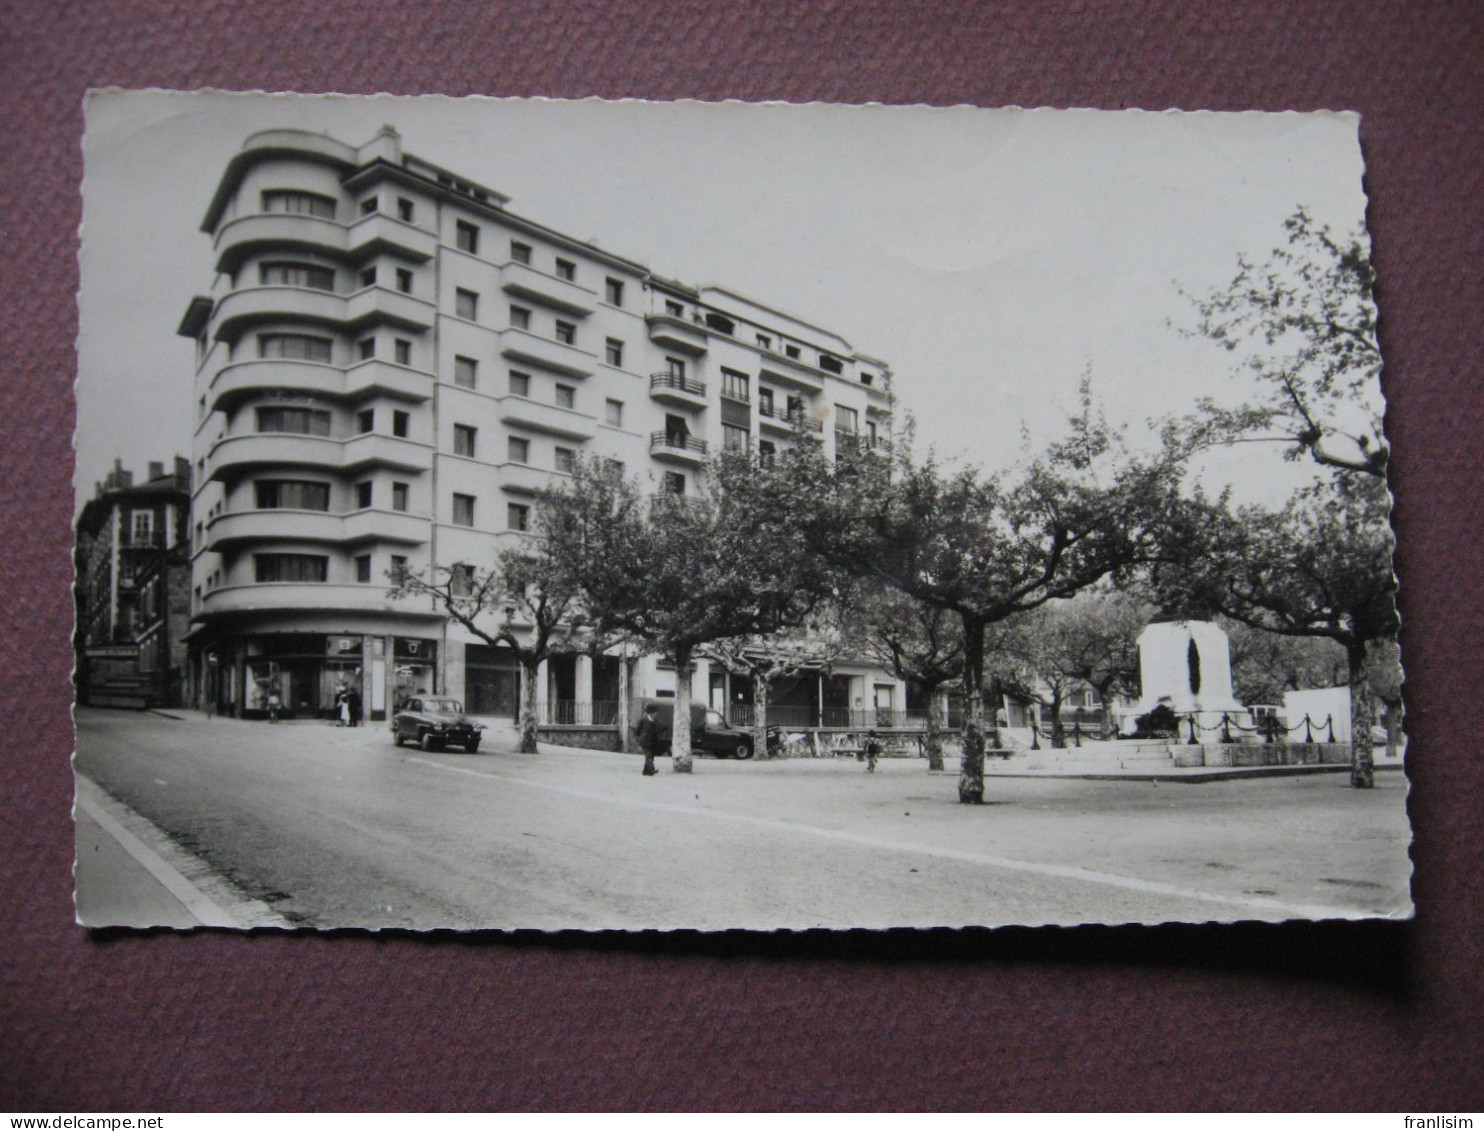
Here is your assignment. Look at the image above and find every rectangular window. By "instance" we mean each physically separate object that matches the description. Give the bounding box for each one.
[254,554,328,583]
[604,278,623,306]
[509,371,531,397]
[450,563,475,597]
[510,240,532,264]
[454,356,478,389]
[260,262,335,291]
[554,384,575,409]
[357,408,375,433]
[256,406,332,436]
[509,305,531,330]
[356,480,373,509]
[666,356,686,379]
[390,555,409,582]
[784,344,801,360]
[756,333,772,350]
[860,371,874,387]
[555,257,576,281]
[836,405,859,434]
[554,447,575,474]
[721,370,749,402]
[758,387,775,416]
[360,266,377,289]
[393,410,409,438]
[820,354,844,375]
[456,220,480,254]
[605,398,623,427]
[508,436,529,463]
[397,197,415,223]
[758,440,776,465]
[360,197,378,216]
[262,190,334,219]
[665,299,683,317]
[130,511,154,544]
[396,267,413,294]
[355,554,372,583]
[358,337,376,361]
[258,334,332,362]
[554,319,576,345]
[663,471,686,496]
[394,339,412,365]
[392,482,409,512]
[456,288,478,320]
[255,480,330,510]
[507,503,530,532]
[723,424,749,452]
[605,338,623,367]
[452,493,476,527]
[454,424,477,457]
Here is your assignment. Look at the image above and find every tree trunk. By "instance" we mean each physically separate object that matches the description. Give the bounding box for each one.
[924,686,944,772]
[617,650,632,753]
[752,670,771,759]
[1347,643,1375,788]
[672,643,694,773]
[518,655,540,754]
[1383,695,1404,761]
[1049,689,1067,748]
[958,617,987,804]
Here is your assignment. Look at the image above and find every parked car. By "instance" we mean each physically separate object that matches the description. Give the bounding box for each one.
[635,699,754,759]
[392,696,485,752]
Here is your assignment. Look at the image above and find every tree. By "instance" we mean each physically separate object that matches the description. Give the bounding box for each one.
[1222,618,1347,707]
[855,389,1182,802]
[1152,473,1398,787]
[387,547,592,754]
[698,611,851,762]
[539,448,849,772]
[1177,207,1386,478]
[1005,590,1150,743]
[853,586,965,771]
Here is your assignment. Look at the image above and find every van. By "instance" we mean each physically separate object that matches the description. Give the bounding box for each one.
[632,698,755,759]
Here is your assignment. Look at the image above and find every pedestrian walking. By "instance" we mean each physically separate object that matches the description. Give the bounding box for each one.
[337,687,350,727]
[348,687,362,727]
[865,730,882,773]
[266,688,281,724]
[635,704,662,776]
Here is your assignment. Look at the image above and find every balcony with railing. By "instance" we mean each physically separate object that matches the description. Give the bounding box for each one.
[758,404,824,438]
[501,261,598,317]
[649,431,709,465]
[644,313,709,355]
[648,371,708,408]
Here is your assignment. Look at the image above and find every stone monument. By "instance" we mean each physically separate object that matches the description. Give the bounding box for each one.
[1132,619,1244,718]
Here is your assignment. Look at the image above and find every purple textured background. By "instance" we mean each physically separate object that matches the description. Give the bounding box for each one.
[2,1,1480,1112]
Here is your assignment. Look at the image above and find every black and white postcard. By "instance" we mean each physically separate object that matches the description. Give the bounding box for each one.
[74,91,1410,930]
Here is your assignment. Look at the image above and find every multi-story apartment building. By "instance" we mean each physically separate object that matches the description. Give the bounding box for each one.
[75,458,192,707]
[178,126,899,725]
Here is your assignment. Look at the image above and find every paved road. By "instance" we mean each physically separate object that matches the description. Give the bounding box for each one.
[73,708,1414,931]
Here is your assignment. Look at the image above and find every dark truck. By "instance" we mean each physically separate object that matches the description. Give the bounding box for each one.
[635,699,754,759]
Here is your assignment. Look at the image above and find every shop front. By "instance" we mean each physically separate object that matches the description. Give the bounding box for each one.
[392,636,438,712]
[242,633,361,719]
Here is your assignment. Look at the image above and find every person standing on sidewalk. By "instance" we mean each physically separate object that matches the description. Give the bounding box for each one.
[635,704,662,776]
[865,730,882,773]
[266,688,281,724]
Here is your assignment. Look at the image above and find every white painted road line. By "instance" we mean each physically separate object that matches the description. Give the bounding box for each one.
[406,756,1371,922]
[74,775,240,928]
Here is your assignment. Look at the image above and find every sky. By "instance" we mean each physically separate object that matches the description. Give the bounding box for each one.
[76,91,1375,508]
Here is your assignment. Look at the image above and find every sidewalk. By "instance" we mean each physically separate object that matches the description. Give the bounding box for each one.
[73,773,288,930]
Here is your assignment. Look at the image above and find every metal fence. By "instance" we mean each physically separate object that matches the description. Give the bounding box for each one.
[537,700,620,726]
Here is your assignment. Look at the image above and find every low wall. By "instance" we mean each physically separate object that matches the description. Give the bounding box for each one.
[538,725,621,752]
[1170,742,1351,768]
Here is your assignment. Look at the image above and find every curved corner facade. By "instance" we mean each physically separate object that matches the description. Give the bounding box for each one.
[180,126,902,728]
